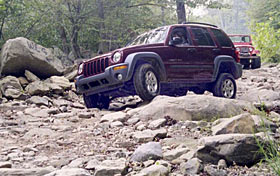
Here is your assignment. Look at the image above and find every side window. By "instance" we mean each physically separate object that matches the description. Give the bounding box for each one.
[170,27,192,45]
[190,27,215,46]
[211,29,232,47]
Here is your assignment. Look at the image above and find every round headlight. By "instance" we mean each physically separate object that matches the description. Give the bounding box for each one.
[249,47,253,52]
[113,52,122,63]
[78,63,84,75]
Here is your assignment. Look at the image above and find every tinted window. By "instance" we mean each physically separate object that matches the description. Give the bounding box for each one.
[211,29,233,47]
[191,27,215,46]
[171,27,192,45]
[127,27,168,46]
[229,35,251,43]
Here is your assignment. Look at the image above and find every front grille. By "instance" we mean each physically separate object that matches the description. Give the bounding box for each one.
[83,57,109,77]
[240,47,249,53]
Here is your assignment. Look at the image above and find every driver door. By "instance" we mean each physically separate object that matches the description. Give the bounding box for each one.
[167,26,196,81]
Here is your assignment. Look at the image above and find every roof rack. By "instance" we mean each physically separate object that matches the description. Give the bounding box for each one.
[182,22,218,28]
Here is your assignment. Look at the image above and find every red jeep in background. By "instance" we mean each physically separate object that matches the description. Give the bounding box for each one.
[228,34,261,69]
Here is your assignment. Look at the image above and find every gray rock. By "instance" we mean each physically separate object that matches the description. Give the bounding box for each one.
[49,76,71,90]
[18,77,29,86]
[0,162,12,168]
[139,164,169,176]
[85,159,100,170]
[100,111,129,123]
[163,147,189,161]
[129,95,254,122]
[71,102,85,109]
[133,129,167,143]
[26,96,50,106]
[0,76,23,99]
[196,133,265,166]
[127,117,140,125]
[180,158,203,175]
[0,37,64,78]
[130,142,163,162]
[211,113,256,135]
[217,159,227,169]
[0,167,55,176]
[68,158,86,168]
[94,158,126,176]
[65,69,77,81]
[25,81,50,95]
[25,70,40,82]
[204,165,227,176]
[110,121,123,128]
[252,115,278,132]
[78,112,93,119]
[240,89,280,103]
[148,118,167,129]
[46,83,63,94]
[24,108,49,118]
[45,168,91,176]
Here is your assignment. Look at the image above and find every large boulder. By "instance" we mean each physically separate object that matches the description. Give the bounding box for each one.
[211,113,256,135]
[0,76,23,99]
[196,133,265,166]
[128,95,255,122]
[130,142,163,162]
[240,89,280,103]
[0,37,64,78]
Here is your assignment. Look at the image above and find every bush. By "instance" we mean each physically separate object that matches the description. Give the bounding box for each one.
[252,22,280,63]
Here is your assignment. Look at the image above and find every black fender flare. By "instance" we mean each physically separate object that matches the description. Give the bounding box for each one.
[124,52,167,81]
[213,55,243,80]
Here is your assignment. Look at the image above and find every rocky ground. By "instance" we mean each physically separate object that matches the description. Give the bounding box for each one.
[0,63,279,176]
[0,37,280,176]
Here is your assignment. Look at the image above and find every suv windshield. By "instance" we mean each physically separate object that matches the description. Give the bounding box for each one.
[127,26,168,46]
[229,35,251,43]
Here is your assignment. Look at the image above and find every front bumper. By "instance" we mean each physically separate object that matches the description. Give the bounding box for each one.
[75,63,129,95]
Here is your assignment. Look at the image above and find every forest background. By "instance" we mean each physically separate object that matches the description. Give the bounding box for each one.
[0,0,279,62]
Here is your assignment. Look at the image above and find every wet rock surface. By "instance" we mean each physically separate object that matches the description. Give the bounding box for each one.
[0,64,279,175]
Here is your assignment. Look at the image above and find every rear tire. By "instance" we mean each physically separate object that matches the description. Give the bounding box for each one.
[83,94,110,110]
[213,73,237,99]
[133,64,160,101]
[251,57,261,69]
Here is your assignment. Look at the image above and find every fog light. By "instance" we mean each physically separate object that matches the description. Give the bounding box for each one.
[117,74,123,80]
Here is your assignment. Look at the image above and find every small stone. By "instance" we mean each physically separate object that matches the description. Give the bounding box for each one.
[0,162,12,168]
[130,142,163,162]
[180,158,203,175]
[139,164,169,176]
[127,117,140,125]
[163,147,189,161]
[148,118,167,129]
[78,112,93,119]
[100,111,128,123]
[71,102,85,109]
[110,121,123,128]
[25,70,40,82]
[217,159,227,169]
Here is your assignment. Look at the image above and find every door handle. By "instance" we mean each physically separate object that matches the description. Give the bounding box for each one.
[187,48,196,53]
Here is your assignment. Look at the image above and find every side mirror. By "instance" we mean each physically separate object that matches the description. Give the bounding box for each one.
[169,37,183,46]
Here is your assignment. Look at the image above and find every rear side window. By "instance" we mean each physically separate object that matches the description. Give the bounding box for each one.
[190,27,215,46]
[211,29,232,47]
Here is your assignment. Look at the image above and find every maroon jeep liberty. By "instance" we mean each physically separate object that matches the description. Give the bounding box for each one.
[75,22,242,109]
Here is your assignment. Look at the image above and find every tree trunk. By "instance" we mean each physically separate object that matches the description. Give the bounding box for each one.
[176,0,186,24]
[67,0,82,59]
[97,0,106,54]
[56,10,70,54]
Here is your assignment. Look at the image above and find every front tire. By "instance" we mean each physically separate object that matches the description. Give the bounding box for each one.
[251,57,261,69]
[83,94,110,110]
[213,73,237,99]
[133,64,160,101]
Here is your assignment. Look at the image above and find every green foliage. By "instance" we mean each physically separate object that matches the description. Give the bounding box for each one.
[255,120,280,175]
[252,22,280,62]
